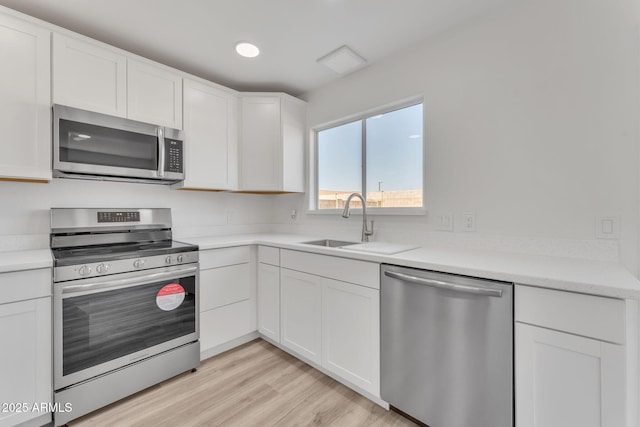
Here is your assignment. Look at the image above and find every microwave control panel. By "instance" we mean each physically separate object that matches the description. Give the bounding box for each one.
[165,139,183,173]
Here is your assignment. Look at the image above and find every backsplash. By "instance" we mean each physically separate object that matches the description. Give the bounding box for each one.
[0,179,275,251]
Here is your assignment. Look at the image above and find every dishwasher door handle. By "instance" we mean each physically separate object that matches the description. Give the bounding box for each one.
[384,270,503,297]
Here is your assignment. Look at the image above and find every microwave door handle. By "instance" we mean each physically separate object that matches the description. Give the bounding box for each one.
[157,127,166,178]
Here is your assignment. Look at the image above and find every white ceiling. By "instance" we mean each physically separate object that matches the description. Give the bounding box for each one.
[0,0,509,95]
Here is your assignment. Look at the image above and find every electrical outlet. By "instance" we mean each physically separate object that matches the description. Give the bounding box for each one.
[290,209,297,223]
[462,213,476,232]
[596,216,619,239]
[436,213,454,231]
[226,210,235,225]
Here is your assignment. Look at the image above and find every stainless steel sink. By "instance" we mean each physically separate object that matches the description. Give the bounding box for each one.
[301,239,359,248]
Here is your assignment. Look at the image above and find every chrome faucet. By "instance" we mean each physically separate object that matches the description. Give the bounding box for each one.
[342,193,374,242]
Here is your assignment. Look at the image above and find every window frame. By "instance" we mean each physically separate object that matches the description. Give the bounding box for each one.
[310,96,426,215]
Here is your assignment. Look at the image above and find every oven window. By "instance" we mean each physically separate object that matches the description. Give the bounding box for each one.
[59,119,158,170]
[62,275,196,376]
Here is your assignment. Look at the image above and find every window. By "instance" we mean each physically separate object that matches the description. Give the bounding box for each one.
[315,102,423,211]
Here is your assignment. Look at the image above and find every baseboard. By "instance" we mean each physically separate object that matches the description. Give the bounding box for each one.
[200,331,260,361]
[14,412,52,427]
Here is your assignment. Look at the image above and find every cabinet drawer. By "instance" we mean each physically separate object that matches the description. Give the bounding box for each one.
[199,246,250,270]
[515,285,625,344]
[200,300,253,352]
[0,269,50,305]
[200,264,250,311]
[281,250,379,289]
[258,246,280,266]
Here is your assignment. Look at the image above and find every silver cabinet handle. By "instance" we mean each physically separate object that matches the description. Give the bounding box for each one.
[157,127,166,178]
[61,266,197,296]
[384,270,503,297]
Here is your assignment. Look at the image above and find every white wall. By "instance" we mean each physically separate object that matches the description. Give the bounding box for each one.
[275,0,640,274]
[0,179,275,250]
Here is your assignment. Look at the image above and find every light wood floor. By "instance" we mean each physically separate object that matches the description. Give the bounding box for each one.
[68,339,418,427]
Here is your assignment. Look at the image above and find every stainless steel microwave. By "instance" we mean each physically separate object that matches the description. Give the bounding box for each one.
[53,104,185,184]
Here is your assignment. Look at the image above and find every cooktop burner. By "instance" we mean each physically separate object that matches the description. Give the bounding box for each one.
[52,240,197,267]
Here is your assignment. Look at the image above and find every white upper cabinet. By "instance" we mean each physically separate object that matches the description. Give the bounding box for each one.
[127,59,183,129]
[0,14,51,181]
[177,79,238,190]
[240,93,306,192]
[53,33,127,117]
[53,33,183,129]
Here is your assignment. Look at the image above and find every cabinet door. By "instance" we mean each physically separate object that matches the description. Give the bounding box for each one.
[280,268,322,364]
[322,278,380,396]
[182,79,238,189]
[0,14,51,181]
[258,262,280,342]
[516,323,625,427]
[200,300,253,354]
[240,96,281,191]
[53,33,127,117]
[0,297,51,427]
[127,59,183,129]
[281,97,306,192]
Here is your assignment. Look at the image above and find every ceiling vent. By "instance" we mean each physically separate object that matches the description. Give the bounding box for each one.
[317,45,367,74]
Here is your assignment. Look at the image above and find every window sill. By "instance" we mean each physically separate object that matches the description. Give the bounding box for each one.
[306,207,427,216]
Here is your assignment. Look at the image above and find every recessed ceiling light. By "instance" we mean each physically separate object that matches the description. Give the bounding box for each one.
[409,134,421,139]
[235,42,260,58]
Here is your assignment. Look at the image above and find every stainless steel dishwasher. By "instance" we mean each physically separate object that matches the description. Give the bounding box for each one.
[381,264,513,427]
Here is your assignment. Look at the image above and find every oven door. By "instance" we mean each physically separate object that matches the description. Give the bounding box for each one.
[53,264,199,390]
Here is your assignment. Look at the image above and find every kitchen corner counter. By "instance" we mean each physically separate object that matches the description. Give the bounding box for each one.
[184,233,640,299]
[0,249,52,274]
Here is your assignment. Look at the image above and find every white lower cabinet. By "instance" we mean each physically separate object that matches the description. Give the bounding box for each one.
[280,268,323,364]
[200,300,253,352]
[516,323,625,427]
[0,268,52,427]
[322,278,380,395]
[515,285,628,427]
[261,249,381,400]
[199,246,255,359]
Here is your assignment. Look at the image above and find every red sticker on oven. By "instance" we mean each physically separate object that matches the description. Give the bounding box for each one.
[156,283,185,311]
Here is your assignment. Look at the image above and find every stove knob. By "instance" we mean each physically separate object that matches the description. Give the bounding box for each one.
[165,256,173,265]
[177,255,184,263]
[96,263,109,274]
[133,259,145,269]
[78,265,91,276]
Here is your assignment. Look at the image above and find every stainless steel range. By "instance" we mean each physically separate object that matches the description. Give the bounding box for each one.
[50,208,200,426]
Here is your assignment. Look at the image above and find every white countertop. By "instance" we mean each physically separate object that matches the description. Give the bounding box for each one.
[184,233,640,299]
[0,249,52,273]
[3,233,639,299]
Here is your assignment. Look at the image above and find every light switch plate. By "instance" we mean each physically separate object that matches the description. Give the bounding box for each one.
[596,216,619,239]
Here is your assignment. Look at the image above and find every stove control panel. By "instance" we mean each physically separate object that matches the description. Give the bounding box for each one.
[54,251,199,283]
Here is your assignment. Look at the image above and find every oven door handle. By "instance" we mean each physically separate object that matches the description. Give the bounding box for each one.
[61,266,198,296]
